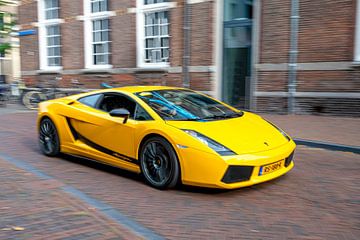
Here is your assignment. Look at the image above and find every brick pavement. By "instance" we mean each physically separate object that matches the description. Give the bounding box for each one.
[0,111,359,239]
[263,114,360,147]
[0,156,141,240]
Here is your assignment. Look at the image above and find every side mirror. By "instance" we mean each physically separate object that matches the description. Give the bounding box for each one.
[109,108,130,124]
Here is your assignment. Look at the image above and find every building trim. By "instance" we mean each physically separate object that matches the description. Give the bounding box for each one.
[136,1,175,69]
[37,0,63,71]
[214,0,223,100]
[21,66,215,76]
[83,0,113,69]
[256,62,355,71]
[250,0,261,111]
[187,0,212,4]
[255,91,360,99]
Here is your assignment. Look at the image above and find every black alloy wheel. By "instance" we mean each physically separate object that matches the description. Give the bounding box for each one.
[140,136,180,189]
[39,118,60,156]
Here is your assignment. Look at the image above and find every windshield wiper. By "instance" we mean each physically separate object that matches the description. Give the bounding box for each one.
[223,111,244,118]
[167,117,202,121]
[200,111,244,120]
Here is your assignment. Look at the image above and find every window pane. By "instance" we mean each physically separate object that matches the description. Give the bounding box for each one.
[145,0,169,4]
[161,38,169,47]
[93,32,101,42]
[78,94,102,107]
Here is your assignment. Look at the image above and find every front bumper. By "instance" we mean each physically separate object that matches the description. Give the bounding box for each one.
[179,140,296,189]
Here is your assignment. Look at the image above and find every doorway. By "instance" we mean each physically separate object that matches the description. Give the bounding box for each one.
[222,0,253,109]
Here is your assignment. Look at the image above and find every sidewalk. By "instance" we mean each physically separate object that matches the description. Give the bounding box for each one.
[0,155,141,240]
[262,114,360,147]
[0,103,32,115]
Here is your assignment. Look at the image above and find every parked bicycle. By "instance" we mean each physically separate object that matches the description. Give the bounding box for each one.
[22,77,85,109]
[0,84,10,107]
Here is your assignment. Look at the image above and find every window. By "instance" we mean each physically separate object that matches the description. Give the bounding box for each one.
[91,0,108,13]
[98,94,137,118]
[78,94,102,107]
[92,19,110,65]
[137,0,173,68]
[145,0,169,4]
[38,0,62,70]
[144,12,169,63]
[44,0,59,20]
[0,13,4,31]
[84,0,112,68]
[46,25,61,66]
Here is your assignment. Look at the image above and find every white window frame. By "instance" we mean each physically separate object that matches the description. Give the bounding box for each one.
[136,0,175,68]
[38,0,63,71]
[83,0,114,69]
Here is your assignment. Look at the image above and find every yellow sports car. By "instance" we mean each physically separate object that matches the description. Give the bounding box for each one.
[37,86,295,189]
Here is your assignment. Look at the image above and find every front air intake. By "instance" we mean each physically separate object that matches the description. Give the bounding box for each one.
[221,166,253,184]
[285,151,294,167]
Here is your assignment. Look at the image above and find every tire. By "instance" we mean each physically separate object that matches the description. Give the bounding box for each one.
[139,136,180,189]
[39,118,60,156]
[23,91,45,109]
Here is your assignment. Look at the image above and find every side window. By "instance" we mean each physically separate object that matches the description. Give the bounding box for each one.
[134,104,153,121]
[97,93,137,118]
[78,94,102,107]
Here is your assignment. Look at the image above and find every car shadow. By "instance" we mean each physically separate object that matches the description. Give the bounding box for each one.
[58,153,144,184]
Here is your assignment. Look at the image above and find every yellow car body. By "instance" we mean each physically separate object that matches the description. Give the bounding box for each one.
[37,86,295,189]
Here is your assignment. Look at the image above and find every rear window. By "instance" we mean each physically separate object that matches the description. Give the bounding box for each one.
[78,94,102,107]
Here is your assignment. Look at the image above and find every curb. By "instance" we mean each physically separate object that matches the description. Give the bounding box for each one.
[294,138,360,154]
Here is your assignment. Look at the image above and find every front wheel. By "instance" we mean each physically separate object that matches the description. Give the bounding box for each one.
[139,136,180,189]
[39,118,60,156]
[23,91,45,109]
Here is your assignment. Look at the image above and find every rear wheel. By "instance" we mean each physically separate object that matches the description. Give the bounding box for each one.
[139,136,180,189]
[39,118,60,156]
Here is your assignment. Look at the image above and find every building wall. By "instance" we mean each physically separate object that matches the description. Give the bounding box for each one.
[19,0,215,92]
[256,0,360,116]
[0,3,20,83]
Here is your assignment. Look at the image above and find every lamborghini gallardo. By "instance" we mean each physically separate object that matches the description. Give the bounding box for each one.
[37,86,295,189]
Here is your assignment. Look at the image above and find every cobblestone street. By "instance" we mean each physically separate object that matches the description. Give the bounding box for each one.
[0,111,359,239]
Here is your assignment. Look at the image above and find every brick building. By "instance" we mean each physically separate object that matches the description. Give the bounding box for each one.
[18,0,360,115]
[1,0,20,83]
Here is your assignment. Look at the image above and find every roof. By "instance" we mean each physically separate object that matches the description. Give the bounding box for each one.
[109,85,186,93]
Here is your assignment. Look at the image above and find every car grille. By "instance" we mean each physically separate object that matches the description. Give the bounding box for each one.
[221,166,253,184]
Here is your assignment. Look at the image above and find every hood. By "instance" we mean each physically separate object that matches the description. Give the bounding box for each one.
[166,113,289,155]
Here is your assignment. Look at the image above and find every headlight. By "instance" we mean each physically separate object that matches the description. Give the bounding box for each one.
[183,129,236,156]
[264,119,290,141]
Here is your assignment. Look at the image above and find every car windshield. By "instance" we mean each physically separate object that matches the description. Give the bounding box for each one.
[135,89,242,121]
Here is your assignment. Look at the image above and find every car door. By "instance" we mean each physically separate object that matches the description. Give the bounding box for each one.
[69,92,138,162]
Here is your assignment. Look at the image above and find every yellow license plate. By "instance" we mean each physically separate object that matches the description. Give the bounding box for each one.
[259,160,284,176]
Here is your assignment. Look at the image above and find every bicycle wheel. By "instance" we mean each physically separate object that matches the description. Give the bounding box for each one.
[0,94,6,107]
[22,91,45,109]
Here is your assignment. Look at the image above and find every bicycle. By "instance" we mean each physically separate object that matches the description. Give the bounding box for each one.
[0,84,10,107]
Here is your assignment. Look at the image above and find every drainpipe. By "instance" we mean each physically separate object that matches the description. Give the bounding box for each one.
[288,0,299,114]
[183,0,191,88]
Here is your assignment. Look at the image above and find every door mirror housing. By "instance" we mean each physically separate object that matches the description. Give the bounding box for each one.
[109,108,130,124]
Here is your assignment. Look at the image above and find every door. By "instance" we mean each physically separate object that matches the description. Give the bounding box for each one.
[69,92,137,160]
[222,0,253,109]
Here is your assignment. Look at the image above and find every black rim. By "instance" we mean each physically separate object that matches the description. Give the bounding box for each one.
[141,141,172,186]
[39,119,58,154]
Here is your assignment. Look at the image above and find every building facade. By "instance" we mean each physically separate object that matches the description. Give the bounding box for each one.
[19,0,360,115]
[0,0,20,83]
